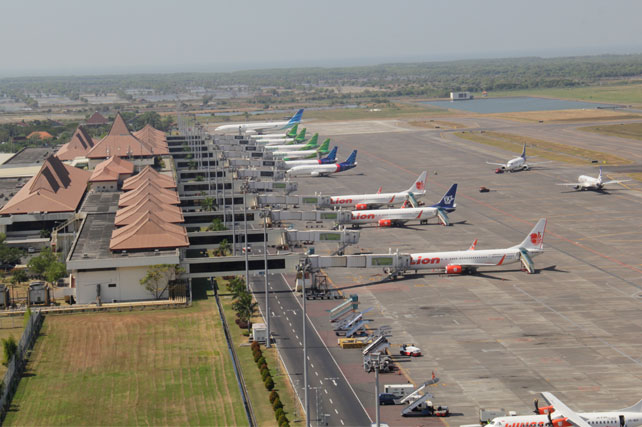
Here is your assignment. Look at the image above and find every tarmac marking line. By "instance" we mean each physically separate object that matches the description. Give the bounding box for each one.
[340,420,344,425]
[329,398,333,404]
[335,409,339,415]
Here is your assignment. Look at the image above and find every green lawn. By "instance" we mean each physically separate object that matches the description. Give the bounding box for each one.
[579,122,642,141]
[0,315,24,377]
[4,294,247,426]
[218,279,300,427]
[473,83,642,106]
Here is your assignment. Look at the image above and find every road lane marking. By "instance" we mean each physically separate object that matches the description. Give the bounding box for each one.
[335,409,339,415]
[315,371,319,376]
[332,379,337,386]
[310,363,314,368]
[340,420,344,425]
[324,389,328,394]
[329,398,333,404]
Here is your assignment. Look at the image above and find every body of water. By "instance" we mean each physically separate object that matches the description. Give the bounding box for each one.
[419,97,617,114]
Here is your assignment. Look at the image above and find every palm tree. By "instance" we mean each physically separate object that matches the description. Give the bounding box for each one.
[200,197,215,212]
[233,292,258,333]
[217,239,230,256]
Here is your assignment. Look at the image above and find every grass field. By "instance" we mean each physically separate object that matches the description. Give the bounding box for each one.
[0,316,24,377]
[454,131,632,166]
[4,296,248,426]
[579,122,642,141]
[474,83,642,106]
[488,109,641,123]
[218,279,300,427]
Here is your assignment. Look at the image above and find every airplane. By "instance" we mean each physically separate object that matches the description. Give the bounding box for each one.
[487,392,642,427]
[327,171,428,210]
[285,150,357,177]
[407,218,546,274]
[557,167,630,191]
[284,146,338,167]
[215,108,304,134]
[275,139,331,160]
[486,144,548,173]
[251,123,299,140]
[252,127,307,144]
[337,184,457,228]
[265,133,319,151]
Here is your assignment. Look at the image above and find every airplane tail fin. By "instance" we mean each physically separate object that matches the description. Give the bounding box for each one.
[598,166,603,182]
[521,144,527,159]
[618,399,642,413]
[407,171,428,194]
[431,184,457,210]
[322,146,338,162]
[345,150,357,165]
[514,218,547,250]
[285,123,298,138]
[287,109,304,125]
[294,128,307,142]
[317,139,330,154]
[303,133,319,148]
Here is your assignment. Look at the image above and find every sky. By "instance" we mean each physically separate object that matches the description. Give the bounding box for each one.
[1,0,642,77]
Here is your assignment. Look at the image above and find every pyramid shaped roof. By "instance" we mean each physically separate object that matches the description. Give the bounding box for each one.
[0,156,91,215]
[86,111,109,125]
[86,113,155,159]
[114,196,184,226]
[133,124,169,155]
[56,126,95,161]
[109,211,189,251]
[121,166,175,190]
[89,156,135,182]
[118,181,180,207]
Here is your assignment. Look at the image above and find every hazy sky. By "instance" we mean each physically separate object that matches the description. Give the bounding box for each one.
[2,0,642,77]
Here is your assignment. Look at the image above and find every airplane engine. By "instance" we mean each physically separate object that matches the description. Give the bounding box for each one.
[534,399,554,415]
[550,417,572,427]
[445,265,463,274]
[311,171,320,177]
[355,204,369,210]
[378,219,392,227]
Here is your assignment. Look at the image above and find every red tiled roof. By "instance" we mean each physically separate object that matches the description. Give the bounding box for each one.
[86,112,109,125]
[118,181,180,207]
[0,156,91,215]
[27,131,53,140]
[89,156,135,182]
[121,166,175,190]
[56,126,95,161]
[133,124,169,155]
[109,211,189,251]
[86,113,155,159]
[114,196,184,226]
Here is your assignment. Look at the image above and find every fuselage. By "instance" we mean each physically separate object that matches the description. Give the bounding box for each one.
[330,191,422,209]
[215,120,292,133]
[342,206,440,225]
[266,143,311,150]
[504,157,528,171]
[286,162,355,177]
[490,412,642,427]
[285,158,336,167]
[409,248,523,270]
[275,149,319,159]
[577,175,602,189]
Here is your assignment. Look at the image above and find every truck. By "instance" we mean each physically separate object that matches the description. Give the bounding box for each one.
[384,384,415,399]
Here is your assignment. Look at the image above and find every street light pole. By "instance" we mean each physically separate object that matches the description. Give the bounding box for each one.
[373,352,381,427]
[263,210,270,348]
[243,187,249,292]
[302,263,310,427]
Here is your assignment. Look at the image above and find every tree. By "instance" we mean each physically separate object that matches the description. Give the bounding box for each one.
[202,94,213,106]
[139,264,185,299]
[27,247,57,278]
[232,292,258,333]
[207,218,226,231]
[0,233,23,266]
[2,336,17,367]
[200,197,215,212]
[45,260,67,284]
[10,269,27,286]
[217,239,230,256]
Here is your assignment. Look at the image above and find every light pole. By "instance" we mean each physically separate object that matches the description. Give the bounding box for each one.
[301,262,310,427]
[243,184,249,292]
[373,352,381,427]
[263,209,270,348]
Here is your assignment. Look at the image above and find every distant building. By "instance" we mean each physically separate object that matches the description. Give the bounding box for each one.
[85,111,109,126]
[450,92,473,101]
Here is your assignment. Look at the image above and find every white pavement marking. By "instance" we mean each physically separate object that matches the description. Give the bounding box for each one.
[340,420,344,425]
[299,341,302,345]
[324,389,328,394]
[315,371,319,376]
[329,398,333,404]
[311,363,314,368]
[332,379,337,386]
[271,311,275,317]
[335,409,339,415]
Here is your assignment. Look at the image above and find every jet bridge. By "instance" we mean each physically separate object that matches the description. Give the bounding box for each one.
[269,209,341,225]
[225,158,287,170]
[306,251,411,273]
[249,194,332,209]
[281,229,360,255]
[234,169,286,180]
[246,180,297,194]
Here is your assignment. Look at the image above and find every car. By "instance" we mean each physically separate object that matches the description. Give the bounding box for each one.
[479,186,490,193]
[495,168,504,174]
[378,393,397,405]
[27,247,36,254]
[400,344,422,357]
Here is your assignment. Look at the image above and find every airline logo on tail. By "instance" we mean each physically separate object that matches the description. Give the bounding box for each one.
[286,109,304,126]
[416,181,424,191]
[530,232,542,245]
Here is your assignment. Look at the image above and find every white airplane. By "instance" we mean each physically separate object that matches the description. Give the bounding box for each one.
[487,392,642,427]
[285,150,357,177]
[327,171,428,210]
[215,109,303,134]
[487,145,548,173]
[557,167,630,191]
[337,184,457,227]
[265,133,319,150]
[407,218,546,274]
[251,124,299,140]
[284,147,338,167]
[253,127,307,144]
[273,139,330,160]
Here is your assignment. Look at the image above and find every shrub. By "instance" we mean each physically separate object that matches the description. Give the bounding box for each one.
[2,336,17,367]
[261,368,270,381]
[278,414,288,426]
[264,376,275,391]
[272,396,282,410]
[253,351,262,363]
[256,356,266,367]
[251,341,260,352]
[275,407,284,421]
[259,362,268,372]
[242,330,250,336]
[269,390,279,404]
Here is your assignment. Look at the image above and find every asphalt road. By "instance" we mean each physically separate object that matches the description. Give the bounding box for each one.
[250,274,372,427]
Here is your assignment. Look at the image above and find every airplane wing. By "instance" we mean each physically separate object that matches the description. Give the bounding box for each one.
[556,183,581,186]
[541,392,591,427]
[486,162,506,166]
[528,161,552,165]
[451,254,507,267]
[603,179,631,186]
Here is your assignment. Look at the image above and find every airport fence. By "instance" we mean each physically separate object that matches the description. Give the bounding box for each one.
[0,310,43,422]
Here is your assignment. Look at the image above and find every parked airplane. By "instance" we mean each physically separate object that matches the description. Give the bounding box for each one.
[557,167,630,191]
[487,392,642,427]
[215,108,304,134]
[284,146,338,167]
[337,184,457,227]
[286,150,356,177]
[407,218,546,274]
[253,127,307,144]
[327,171,428,210]
[487,145,548,173]
[276,139,331,160]
[265,133,319,150]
